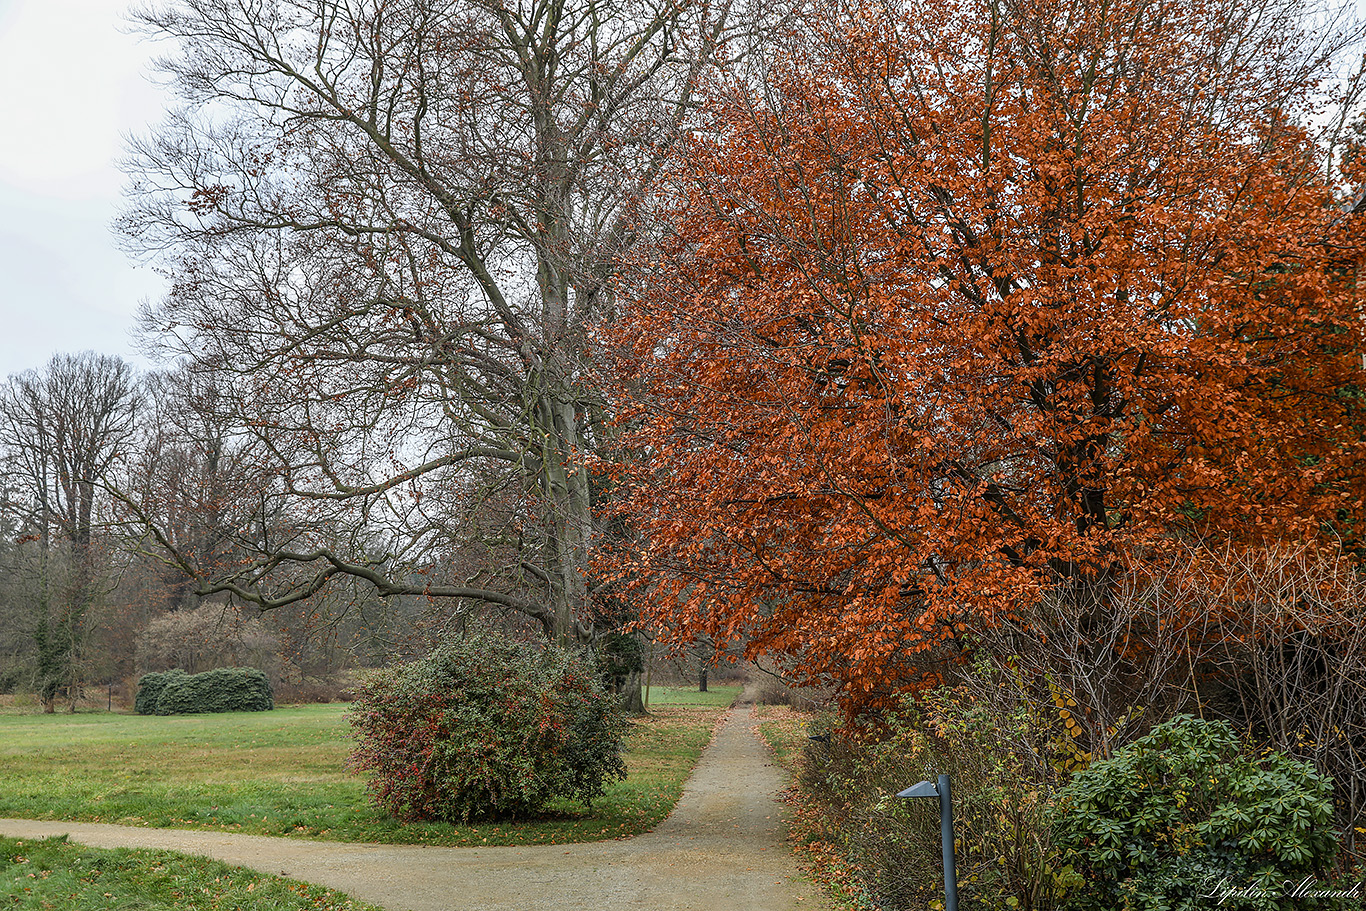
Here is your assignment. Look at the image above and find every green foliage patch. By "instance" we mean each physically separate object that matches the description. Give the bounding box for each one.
[136,668,273,715]
[1054,715,1341,911]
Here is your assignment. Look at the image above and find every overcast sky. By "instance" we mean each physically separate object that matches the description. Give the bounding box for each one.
[0,0,173,379]
[5,1,1366,385]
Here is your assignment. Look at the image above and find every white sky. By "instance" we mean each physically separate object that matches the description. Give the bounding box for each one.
[2,1,1365,386]
[0,0,172,379]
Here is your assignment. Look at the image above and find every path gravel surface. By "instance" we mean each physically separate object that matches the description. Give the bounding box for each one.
[0,692,827,911]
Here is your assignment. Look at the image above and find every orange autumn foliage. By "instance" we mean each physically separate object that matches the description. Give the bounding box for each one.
[612,0,1366,706]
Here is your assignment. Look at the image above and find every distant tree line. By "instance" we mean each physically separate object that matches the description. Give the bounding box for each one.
[0,352,474,709]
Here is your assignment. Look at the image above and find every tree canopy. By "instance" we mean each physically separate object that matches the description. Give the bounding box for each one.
[121,0,737,644]
[615,0,1366,704]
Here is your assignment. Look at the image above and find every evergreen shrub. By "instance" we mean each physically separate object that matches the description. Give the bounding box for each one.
[133,669,188,714]
[347,632,628,822]
[1054,715,1340,911]
[136,667,273,714]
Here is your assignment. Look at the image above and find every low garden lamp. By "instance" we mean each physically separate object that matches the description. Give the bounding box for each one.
[898,774,959,911]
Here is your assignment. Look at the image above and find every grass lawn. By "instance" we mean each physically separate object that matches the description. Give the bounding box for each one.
[1,835,383,911]
[0,685,740,847]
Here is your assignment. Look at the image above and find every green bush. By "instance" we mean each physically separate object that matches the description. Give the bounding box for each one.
[1054,715,1340,911]
[596,630,644,691]
[140,667,273,715]
[347,632,628,823]
[134,669,188,714]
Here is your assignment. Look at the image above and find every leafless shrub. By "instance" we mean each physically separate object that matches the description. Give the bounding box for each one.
[1202,542,1366,859]
[966,540,1366,860]
[751,659,833,710]
[136,602,289,685]
[971,548,1220,758]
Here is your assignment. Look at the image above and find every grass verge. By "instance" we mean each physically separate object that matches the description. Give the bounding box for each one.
[753,704,874,911]
[753,703,814,773]
[0,685,739,847]
[1,834,382,911]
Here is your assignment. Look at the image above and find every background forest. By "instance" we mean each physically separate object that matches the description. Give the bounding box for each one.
[0,351,452,707]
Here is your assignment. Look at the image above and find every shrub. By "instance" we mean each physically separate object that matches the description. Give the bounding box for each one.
[347,632,628,823]
[1202,544,1366,863]
[136,603,283,683]
[1054,715,1339,911]
[143,667,273,714]
[796,672,1074,911]
[134,669,188,714]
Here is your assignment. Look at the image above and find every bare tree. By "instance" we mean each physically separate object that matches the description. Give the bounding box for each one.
[117,365,275,614]
[0,353,140,711]
[120,0,740,646]
[136,601,283,679]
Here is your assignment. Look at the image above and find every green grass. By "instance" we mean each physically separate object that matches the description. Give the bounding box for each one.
[1,835,382,911]
[753,703,818,773]
[0,685,739,847]
[642,685,739,709]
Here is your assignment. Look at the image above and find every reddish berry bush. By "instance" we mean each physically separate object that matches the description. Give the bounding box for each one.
[347,632,627,822]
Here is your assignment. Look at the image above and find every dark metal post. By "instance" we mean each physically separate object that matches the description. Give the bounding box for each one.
[938,774,959,911]
[897,774,959,911]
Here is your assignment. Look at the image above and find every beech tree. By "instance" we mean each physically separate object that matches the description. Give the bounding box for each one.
[617,0,1366,705]
[122,0,738,645]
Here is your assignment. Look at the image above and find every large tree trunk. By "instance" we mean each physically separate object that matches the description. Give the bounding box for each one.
[535,389,595,647]
[619,668,647,715]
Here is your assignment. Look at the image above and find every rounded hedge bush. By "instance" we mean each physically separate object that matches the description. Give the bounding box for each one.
[135,667,273,714]
[134,669,188,714]
[347,632,628,823]
[1054,715,1338,911]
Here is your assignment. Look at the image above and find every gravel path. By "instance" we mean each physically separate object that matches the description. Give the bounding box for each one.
[0,693,826,911]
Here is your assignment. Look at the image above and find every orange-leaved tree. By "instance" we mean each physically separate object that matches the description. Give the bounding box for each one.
[611,0,1366,708]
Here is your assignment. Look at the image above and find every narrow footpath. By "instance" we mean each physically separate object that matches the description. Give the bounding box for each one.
[0,693,827,911]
